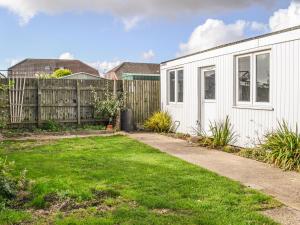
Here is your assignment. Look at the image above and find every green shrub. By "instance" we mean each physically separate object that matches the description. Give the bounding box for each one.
[262,121,300,171]
[223,145,240,153]
[92,88,125,125]
[0,157,16,199]
[51,69,72,78]
[238,148,267,162]
[144,111,172,133]
[196,136,214,148]
[41,120,61,132]
[0,157,30,201]
[209,116,237,148]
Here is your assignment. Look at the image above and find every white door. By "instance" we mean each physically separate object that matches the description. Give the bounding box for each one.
[200,67,217,134]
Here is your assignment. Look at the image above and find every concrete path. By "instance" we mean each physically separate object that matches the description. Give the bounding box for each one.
[128,133,300,225]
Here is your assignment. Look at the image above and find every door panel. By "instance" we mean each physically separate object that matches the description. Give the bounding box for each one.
[200,67,217,134]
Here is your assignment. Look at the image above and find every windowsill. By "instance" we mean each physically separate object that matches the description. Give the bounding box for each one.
[168,102,184,106]
[204,100,216,103]
[233,105,274,111]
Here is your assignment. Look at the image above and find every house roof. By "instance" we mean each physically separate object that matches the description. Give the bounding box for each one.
[8,58,99,75]
[161,25,300,64]
[107,62,160,75]
[60,72,101,79]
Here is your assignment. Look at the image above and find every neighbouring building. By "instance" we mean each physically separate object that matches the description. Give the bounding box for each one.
[59,72,101,80]
[8,58,99,78]
[161,25,300,147]
[106,62,160,80]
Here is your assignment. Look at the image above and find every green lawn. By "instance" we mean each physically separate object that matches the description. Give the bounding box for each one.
[0,135,280,225]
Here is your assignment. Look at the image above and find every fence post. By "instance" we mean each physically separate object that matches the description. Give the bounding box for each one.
[76,80,81,125]
[37,79,42,127]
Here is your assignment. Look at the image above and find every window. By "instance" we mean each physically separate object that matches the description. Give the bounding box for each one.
[177,70,184,102]
[236,51,270,106]
[238,56,251,102]
[169,71,175,102]
[204,70,215,100]
[256,53,270,102]
[168,69,184,103]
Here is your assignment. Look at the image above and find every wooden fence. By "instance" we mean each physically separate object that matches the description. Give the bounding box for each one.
[123,80,160,128]
[0,78,160,128]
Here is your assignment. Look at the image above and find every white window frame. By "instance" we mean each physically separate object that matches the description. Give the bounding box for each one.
[235,50,271,107]
[202,66,216,103]
[236,54,252,106]
[253,51,271,107]
[168,68,184,104]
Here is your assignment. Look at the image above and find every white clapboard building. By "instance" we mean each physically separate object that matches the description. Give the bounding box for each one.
[161,26,300,147]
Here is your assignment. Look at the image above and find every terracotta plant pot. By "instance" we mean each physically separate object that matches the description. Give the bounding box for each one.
[106,124,113,131]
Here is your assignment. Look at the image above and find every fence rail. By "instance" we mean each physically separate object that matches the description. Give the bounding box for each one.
[0,78,160,128]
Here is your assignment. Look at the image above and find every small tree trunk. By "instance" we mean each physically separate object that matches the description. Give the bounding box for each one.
[114,109,121,131]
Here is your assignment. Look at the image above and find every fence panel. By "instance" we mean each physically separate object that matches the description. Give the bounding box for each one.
[123,80,160,128]
[0,78,160,128]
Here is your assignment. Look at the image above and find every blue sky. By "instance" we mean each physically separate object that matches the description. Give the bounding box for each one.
[0,0,298,73]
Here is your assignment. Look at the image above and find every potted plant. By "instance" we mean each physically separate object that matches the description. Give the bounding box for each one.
[92,87,125,131]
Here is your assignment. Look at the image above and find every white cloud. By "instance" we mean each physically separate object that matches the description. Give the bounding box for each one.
[178,1,300,56]
[142,50,155,61]
[269,1,300,31]
[0,0,275,29]
[178,19,247,56]
[88,60,122,74]
[59,52,75,60]
[250,21,269,32]
[122,16,143,31]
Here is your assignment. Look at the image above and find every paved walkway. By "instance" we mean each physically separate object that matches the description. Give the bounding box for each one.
[128,133,300,225]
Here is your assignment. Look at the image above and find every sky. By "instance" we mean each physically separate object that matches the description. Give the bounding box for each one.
[0,0,299,74]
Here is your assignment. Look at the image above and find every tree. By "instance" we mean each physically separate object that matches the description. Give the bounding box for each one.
[51,69,72,78]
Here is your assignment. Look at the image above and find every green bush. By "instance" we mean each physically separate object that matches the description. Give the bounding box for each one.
[209,116,237,148]
[144,111,172,133]
[51,69,72,78]
[0,157,16,199]
[41,120,62,132]
[92,88,125,125]
[262,121,300,171]
[238,148,267,162]
[223,145,240,153]
[0,157,30,201]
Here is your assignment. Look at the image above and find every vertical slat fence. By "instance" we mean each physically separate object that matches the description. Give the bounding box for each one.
[0,78,160,128]
[123,80,160,128]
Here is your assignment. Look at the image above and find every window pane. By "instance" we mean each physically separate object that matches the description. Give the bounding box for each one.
[238,56,251,102]
[256,53,270,102]
[204,70,215,100]
[177,70,184,102]
[169,71,175,102]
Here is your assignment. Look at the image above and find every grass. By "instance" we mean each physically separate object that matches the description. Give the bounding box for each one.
[1,124,106,138]
[0,135,280,224]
